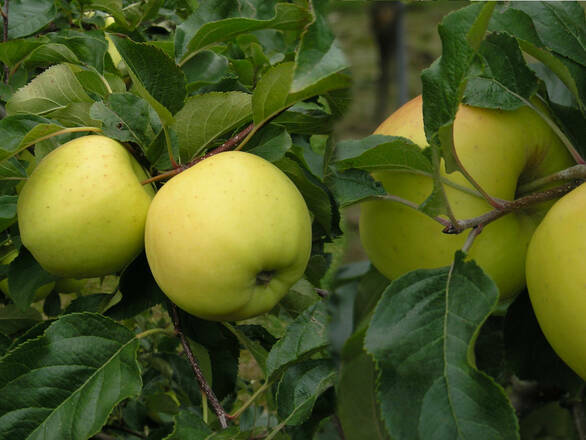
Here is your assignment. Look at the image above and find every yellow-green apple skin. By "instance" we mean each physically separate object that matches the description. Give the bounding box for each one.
[145,151,312,321]
[17,135,154,278]
[359,95,574,299]
[526,182,586,379]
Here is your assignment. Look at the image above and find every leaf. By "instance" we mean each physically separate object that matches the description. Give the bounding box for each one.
[110,35,186,124]
[335,135,432,173]
[173,91,252,162]
[275,155,340,238]
[48,30,109,73]
[252,62,294,125]
[247,126,292,163]
[7,0,56,39]
[365,252,519,440]
[0,39,44,67]
[6,64,93,116]
[90,93,162,148]
[176,2,311,62]
[0,333,9,357]
[330,169,385,208]
[182,50,230,93]
[276,359,336,426]
[7,247,59,310]
[505,292,582,392]
[63,294,114,315]
[0,196,18,233]
[266,301,329,380]
[0,304,41,336]
[106,253,166,321]
[224,323,269,375]
[337,330,390,440]
[463,33,538,110]
[164,407,212,440]
[24,43,81,68]
[290,0,350,94]
[0,115,61,163]
[0,313,142,439]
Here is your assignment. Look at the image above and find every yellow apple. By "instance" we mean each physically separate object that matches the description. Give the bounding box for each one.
[145,151,312,321]
[17,135,154,278]
[526,182,586,379]
[359,95,574,299]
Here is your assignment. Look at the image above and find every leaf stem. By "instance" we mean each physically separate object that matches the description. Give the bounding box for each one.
[228,380,273,420]
[170,302,229,429]
[372,194,451,228]
[135,328,173,339]
[22,126,102,150]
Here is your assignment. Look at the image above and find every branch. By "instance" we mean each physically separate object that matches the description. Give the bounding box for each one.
[443,181,583,234]
[2,0,8,84]
[170,302,229,429]
[142,122,255,185]
[517,164,586,195]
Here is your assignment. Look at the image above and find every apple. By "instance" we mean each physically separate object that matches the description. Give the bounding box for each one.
[526,182,586,379]
[359,95,574,299]
[145,151,312,321]
[17,135,154,278]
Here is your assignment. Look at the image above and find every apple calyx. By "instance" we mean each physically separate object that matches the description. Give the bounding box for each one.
[255,270,276,286]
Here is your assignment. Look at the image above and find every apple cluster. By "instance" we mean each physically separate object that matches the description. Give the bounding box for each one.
[360,95,586,380]
[16,136,312,321]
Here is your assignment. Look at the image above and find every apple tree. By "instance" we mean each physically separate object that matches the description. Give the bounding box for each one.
[0,1,585,439]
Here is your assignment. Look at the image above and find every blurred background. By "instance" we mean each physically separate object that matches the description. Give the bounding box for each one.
[327,1,468,263]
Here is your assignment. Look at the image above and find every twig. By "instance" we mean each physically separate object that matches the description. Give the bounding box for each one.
[315,288,329,298]
[333,415,346,440]
[141,122,255,185]
[2,0,8,84]
[517,164,586,195]
[170,302,229,429]
[443,181,583,234]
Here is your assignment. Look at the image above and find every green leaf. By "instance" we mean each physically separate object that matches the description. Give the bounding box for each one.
[247,126,292,163]
[0,333,9,357]
[464,33,538,110]
[276,359,336,426]
[24,43,81,68]
[0,304,41,336]
[365,252,519,440]
[275,155,340,237]
[337,330,390,440]
[6,64,93,116]
[48,30,108,73]
[266,301,329,380]
[90,93,162,148]
[7,0,56,39]
[290,0,349,94]
[106,253,166,321]
[173,91,252,162]
[335,135,432,173]
[224,322,269,375]
[0,313,142,439]
[0,39,44,67]
[7,247,59,310]
[0,196,18,233]
[165,407,212,440]
[176,2,311,62]
[63,294,113,315]
[252,62,294,125]
[330,169,385,209]
[110,35,186,124]
[47,102,98,127]
[0,121,68,165]
[182,50,230,93]
[505,292,582,392]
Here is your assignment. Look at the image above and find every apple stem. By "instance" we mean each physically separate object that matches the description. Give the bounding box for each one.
[170,302,229,429]
[141,122,255,185]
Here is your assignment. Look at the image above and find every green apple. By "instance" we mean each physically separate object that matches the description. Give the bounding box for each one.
[54,278,88,293]
[0,250,55,301]
[360,95,574,299]
[17,135,154,278]
[145,151,312,321]
[526,182,586,379]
